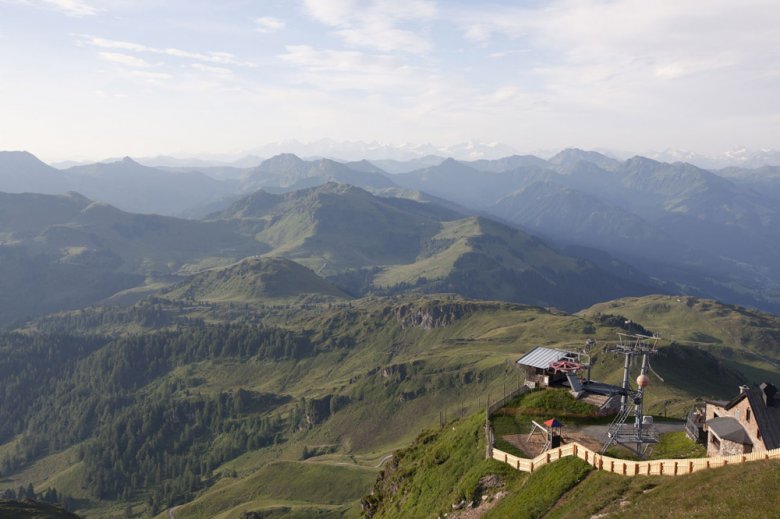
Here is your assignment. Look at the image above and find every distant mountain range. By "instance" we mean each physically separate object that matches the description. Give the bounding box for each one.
[48,142,780,170]
[240,139,521,162]
[648,147,780,169]
[243,153,396,192]
[4,147,780,314]
[0,191,265,324]
[0,152,238,216]
[387,149,780,312]
[0,182,660,324]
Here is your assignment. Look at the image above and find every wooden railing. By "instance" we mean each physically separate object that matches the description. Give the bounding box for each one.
[492,442,780,476]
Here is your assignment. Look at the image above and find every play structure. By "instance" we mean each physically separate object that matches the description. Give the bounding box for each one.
[527,418,564,451]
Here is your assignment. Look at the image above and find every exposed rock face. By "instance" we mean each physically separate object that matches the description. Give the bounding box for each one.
[394,302,471,329]
[381,364,408,381]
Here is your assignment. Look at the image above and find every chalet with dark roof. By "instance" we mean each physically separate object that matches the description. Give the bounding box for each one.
[704,382,780,456]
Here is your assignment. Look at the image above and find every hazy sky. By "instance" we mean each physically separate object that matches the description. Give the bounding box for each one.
[1,0,779,161]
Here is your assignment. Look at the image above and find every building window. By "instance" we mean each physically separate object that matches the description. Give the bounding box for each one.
[711,435,721,452]
[746,409,751,422]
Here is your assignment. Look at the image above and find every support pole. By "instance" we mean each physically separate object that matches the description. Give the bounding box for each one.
[621,352,631,413]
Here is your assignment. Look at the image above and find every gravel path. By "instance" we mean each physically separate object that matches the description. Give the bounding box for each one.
[575,421,685,441]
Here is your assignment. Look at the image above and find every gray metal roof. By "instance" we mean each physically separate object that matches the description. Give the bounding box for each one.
[707,416,753,445]
[516,347,569,369]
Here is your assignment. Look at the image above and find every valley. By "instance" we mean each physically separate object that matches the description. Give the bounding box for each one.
[0,150,779,518]
[0,272,778,517]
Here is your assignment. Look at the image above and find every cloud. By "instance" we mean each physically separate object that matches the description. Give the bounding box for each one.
[126,70,172,82]
[453,1,780,107]
[463,24,490,43]
[82,36,256,67]
[98,52,152,68]
[189,63,233,75]
[280,45,403,73]
[302,0,436,53]
[255,16,285,33]
[2,0,97,16]
[279,44,416,92]
[44,0,95,16]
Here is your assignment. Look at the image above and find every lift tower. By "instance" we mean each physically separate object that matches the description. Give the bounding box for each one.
[600,332,660,458]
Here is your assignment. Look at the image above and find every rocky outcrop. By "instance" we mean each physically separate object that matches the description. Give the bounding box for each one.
[395,302,472,329]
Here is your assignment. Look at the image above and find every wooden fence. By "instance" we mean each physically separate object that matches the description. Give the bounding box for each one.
[487,385,530,417]
[484,386,530,458]
[492,442,780,476]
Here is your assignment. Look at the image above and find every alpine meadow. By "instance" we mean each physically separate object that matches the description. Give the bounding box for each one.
[1,1,780,518]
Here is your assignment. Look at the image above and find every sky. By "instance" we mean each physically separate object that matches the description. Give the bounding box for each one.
[1,0,779,161]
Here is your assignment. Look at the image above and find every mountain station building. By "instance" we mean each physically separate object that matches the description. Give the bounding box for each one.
[700,383,780,457]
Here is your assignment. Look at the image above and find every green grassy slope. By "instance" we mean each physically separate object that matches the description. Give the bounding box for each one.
[364,413,528,519]
[2,296,598,518]
[368,407,779,519]
[160,257,350,303]
[583,295,780,358]
[374,215,658,311]
[0,192,267,325]
[485,457,592,519]
[582,295,780,386]
[544,458,780,519]
[213,183,657,311]
[213,183,445,271]
[4,290,778,518]
[170,461,375,519]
